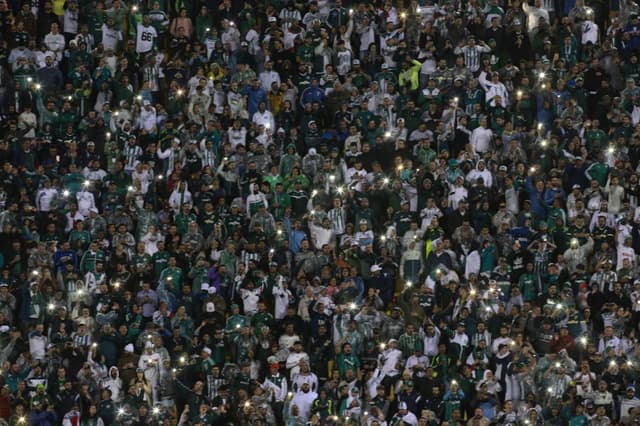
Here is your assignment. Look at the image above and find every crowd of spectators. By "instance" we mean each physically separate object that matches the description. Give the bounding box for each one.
[3,0,640,424]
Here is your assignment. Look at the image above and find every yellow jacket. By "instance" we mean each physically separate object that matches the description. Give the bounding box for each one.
[398,59,422,91]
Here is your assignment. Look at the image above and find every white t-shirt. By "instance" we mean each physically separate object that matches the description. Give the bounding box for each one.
[101,25,122,52]
[136,24,157,54]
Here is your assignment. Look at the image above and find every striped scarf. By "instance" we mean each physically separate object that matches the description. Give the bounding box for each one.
[327,207,346,235]
[201,150,216,169]
[125,144,140,170]
[240,250,260,268]
[143,64,160,91]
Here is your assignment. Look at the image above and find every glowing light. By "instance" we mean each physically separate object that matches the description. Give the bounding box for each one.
[277,230,283,235]
[453,97,459,104]
[32,270,39,276]
[27,77,32,82]
[118,408,125,415]
[63,190,70,197]
[83,180,90,187]
[608,146,615,154]
[485,306,492,312]
[381,235,387,242]
[349,303,357,310]
[329,175,335,181]
[206,27,210,32]
[106,132,111,139]
[92,342,97,348]
[517,90,523,98]
[540,140,548,147]
[244,401,250,408]
[127,186,134,192]
[48,303,55,311]
[556,303,563,310]
[470,289,476,296]
[114,282,120,289]
[77,289,84,295]
[530,167,536,173]
[337,186,344,194]
[610,360,617,367]
[153,407,160,415]
[547,387,553,393]
[380,343,386,350]
[136,95,142,101]
[406,281,412,288]
[555,362,561,368]
[451,379,458,385]
[132,5,138,11]
[311,190,318,197]
[384,131,391,138]
[114,111,119,117]
[400,12,406,18]
[570,238,579,247]
[35,84,41,90]
[580,336,588,345]
[383,178,390,185]
[349,8,353,15]
[539,72,546,80]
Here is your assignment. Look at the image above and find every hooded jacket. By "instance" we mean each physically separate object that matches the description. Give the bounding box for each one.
[466,160,493,188]
[101,366,122,402]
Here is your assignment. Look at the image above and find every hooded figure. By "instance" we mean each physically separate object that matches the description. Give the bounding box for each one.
[101,366,123,402]
[138,342,161,404]
[302,148,324,178]
[279,144,301,177]
[466,159,493,188]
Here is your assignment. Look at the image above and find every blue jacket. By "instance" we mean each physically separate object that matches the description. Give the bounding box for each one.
[243,86,269,116]
[300,86,326,108]
[29,408,57,426]
[526,176,548,220]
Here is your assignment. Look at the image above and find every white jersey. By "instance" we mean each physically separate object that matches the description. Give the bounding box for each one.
[101,25,122,52]
[36,188,58,212]
[76,191,96,217]
[617,245,635,271]
[136,24,157,54]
